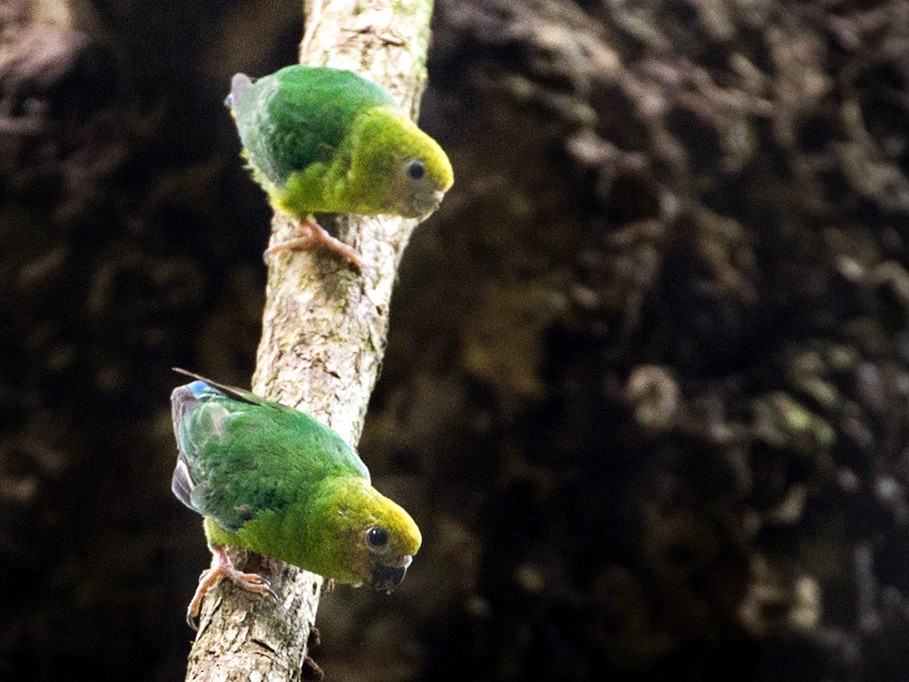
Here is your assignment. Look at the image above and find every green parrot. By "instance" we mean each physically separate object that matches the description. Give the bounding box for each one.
[227,64,454,269]
[170,370,422,627]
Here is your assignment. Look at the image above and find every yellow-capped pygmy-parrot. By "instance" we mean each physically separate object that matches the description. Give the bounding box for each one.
[226,64,454,270]
[170,370,422,628]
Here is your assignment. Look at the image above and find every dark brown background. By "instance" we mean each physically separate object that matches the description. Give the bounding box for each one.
[2,0,909,679]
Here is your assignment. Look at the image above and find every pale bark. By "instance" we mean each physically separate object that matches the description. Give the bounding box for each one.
[184,1,437,679]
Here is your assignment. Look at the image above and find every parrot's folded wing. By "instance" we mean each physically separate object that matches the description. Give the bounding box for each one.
[169,375,292,532]
[169,380,259,532]
[229,72,335,187]
[230,66,398,187]
[169,369,371,533]
[171,445,246,532]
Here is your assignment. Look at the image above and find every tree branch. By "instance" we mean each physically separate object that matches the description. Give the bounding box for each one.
[184,1,437,679]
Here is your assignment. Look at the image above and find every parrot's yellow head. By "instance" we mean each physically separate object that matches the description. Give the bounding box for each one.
[349,106,454,219]
[312,477,422,592]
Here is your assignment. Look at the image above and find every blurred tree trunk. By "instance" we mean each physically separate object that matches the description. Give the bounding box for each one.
[382,0,909,678]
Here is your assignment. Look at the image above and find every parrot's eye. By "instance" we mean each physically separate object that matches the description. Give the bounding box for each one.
[405,160,426,181]
[366,526,390,553]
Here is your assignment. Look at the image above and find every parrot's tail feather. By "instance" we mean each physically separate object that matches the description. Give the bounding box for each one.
[171,367,213,385]
[227,73,254,109]
[171,367,270,409]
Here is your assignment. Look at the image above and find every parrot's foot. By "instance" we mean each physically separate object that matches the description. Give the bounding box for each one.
[264,219,365,271]
[186,546,278,629]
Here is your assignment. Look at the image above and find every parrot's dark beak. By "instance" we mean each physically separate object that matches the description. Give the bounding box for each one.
[411,190,447,219]
[429,189,447,213]
[371,555,412,594]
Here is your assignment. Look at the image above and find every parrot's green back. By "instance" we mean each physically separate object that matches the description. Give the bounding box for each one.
[231,65,398,188]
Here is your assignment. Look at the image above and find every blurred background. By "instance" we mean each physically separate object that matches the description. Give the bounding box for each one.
[3,0,909,679]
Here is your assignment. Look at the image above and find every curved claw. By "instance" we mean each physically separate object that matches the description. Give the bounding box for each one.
[229,569,278,601]
[185,546,278,630]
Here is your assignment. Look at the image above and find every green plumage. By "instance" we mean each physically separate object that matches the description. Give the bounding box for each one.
[171,373,421,593]
[174,382,367,531]
[228,64,454,220]
[232,67,396,186]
